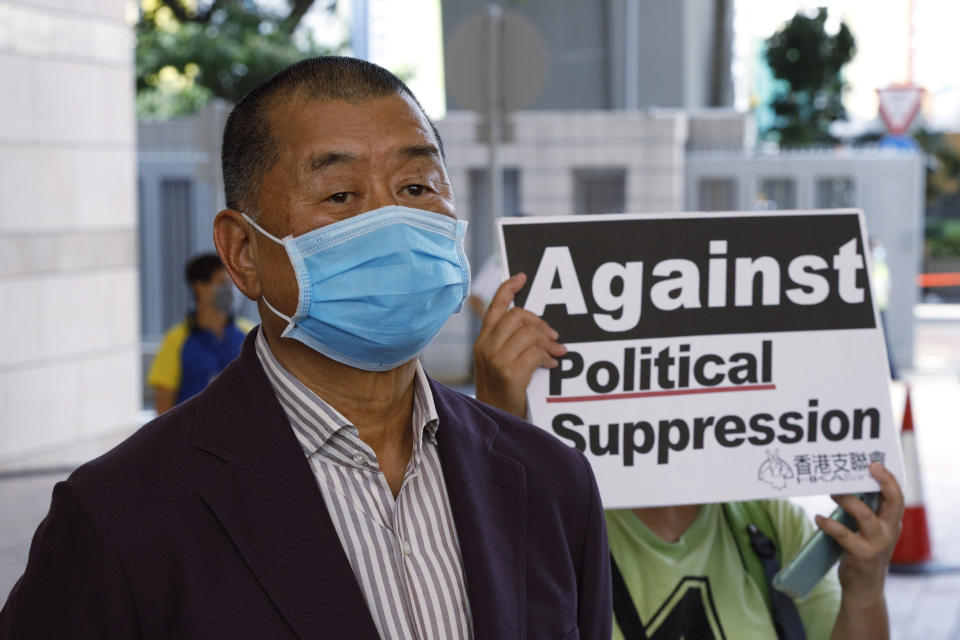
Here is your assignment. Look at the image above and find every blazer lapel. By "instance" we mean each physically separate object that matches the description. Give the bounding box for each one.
[431,381,528,640]
[192,332,379,639]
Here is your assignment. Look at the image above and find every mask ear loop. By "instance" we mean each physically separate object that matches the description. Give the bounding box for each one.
[240,212,297,334]
[241,211,285,244]
[259,296,295,326]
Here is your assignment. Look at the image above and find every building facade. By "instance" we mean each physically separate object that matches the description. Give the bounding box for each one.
[441,0,734,111]
[0,0,139,470]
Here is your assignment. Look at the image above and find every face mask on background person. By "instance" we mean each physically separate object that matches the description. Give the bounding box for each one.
[213,283,235,316]
[243,205,471,372]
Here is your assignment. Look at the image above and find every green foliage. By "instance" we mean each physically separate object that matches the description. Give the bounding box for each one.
[917,130,960,258]
[764,7,855,146]
[136,77,212,121]
[915,129,960,203]
[925,219,960,258]
[136,0,340,119]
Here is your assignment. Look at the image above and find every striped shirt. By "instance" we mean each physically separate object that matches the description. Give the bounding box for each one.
[254,329,474,640]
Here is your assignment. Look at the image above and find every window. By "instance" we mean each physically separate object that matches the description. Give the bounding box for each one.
[755,178,796,210]
[573,168,627,215]
[698,178,737,211]
[816,177,856,209]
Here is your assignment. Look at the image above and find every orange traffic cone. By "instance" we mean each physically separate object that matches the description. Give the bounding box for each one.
[890,388,934,571]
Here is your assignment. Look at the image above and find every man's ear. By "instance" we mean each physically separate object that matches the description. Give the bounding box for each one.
[213,209,262,301]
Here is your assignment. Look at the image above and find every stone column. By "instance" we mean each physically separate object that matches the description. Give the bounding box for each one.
[0,0,139,469]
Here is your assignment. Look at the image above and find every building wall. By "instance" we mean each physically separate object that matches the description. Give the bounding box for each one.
[442,0,613,110]
[441,0,733,111]
[438,110,687,214]
[0,0,139,468]
[632,0,685,108]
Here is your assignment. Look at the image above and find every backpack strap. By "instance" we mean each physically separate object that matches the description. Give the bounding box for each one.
[723,501,775,610]
[722,502,806,640]
[610,552,649,640]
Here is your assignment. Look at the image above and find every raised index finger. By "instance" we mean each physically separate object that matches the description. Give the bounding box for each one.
[480,272,527,335]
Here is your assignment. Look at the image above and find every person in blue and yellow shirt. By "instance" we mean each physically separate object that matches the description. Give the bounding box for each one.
[148,253,254,414]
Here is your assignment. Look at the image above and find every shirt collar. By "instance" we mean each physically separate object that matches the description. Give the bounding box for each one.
[254,327,440,457]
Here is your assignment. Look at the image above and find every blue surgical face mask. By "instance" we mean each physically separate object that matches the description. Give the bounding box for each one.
[243,205,470,371]
[212,283,235,316]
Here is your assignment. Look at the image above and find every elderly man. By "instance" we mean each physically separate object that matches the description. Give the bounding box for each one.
[0,57,610,640]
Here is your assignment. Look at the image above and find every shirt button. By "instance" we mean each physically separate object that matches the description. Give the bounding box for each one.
[352,452,368,466]
[401,540,413,556]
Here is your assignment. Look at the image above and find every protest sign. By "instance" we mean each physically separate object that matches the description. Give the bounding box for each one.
[498,210,904,508]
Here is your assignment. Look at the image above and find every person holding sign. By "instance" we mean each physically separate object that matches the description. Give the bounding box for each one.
[474,273,905,640]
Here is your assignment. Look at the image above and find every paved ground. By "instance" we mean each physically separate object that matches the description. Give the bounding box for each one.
[883,306,960,640]
[0,472,60,598]
[2,307,959,637]
[885,471,960,640]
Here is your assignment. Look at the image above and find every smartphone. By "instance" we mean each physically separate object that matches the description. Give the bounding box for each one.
[772,492,881,599]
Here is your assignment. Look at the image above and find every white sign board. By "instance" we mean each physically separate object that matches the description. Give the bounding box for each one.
[498,210,904,508]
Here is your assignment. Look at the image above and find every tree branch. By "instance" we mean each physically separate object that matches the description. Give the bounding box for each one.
[280,0,317,35]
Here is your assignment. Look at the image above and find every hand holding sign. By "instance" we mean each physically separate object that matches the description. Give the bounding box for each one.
[474,273,567,418]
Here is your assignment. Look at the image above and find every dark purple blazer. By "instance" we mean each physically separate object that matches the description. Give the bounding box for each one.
[0,332,611,639]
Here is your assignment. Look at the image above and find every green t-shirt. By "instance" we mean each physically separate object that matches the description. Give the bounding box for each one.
[606,500,841,640]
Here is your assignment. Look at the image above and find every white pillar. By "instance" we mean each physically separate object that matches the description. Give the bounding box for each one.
[0,0,140,470]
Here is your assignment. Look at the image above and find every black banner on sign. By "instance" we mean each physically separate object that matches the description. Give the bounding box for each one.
[500,213,875,342]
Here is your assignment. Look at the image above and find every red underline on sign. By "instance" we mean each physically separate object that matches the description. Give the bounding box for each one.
[546,384,778,403]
